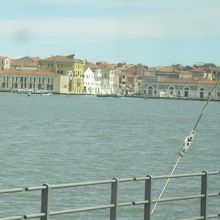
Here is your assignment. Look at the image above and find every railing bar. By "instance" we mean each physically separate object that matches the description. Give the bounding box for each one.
[117,202,133,207]
[133,177,149,181]
[153,194,205,203]
[50,204,115,216]
[207,214,220,218]
[50,180,115,189]
[0,188,24,194]
[207,171,220,175]
[132,200,149,205]
[118,177,134,183]
[24,213,45,219]
[208,193,219,197]
[0,217,23,220]
[152,171,219,180]
[25,186,46,191]
[178,217,204,220]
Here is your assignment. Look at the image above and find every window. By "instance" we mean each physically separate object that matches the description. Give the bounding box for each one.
[20,77,23,82]
[148,86,153,96]
[200,88,204,98]
[169,87,174,95]
[184,87,189,97]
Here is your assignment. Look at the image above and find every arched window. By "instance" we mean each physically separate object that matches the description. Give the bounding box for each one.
[200,88,204,98]
[148,86,153,96]
[184,87,189,97]
[169,87,174,95]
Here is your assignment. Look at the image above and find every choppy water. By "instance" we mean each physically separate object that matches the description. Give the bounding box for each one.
[0,93,219,219]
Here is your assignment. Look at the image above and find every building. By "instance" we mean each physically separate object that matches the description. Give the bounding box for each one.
[39,54,85,93]
[91,67,102,94]
[142,75,220,100]
[83,68,97,94]
[0,56,10,70]
[100,69,115,94]
[10,56,41,70]
[0,69,69,94]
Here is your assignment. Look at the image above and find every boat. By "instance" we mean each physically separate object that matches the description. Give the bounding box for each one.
[41,92,53,96]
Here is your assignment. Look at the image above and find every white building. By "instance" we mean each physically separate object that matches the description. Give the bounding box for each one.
[91,68,102,94]
[83,68,97,94]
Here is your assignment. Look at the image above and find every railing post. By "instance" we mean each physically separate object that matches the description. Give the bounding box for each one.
[200,171,208,220]
[110,178,119,220]
[144,175,152,220]
[41,184,50,220]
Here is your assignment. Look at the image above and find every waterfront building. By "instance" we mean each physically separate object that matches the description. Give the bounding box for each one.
[134,76,142,96]
[39,54,85,93]
[100,68,115,94]
[83,68,97,94]
[0,56,10,70]
[0,69,69,94]
[91,67,102,94]
[10,56,41,70]
[142,75,220,99]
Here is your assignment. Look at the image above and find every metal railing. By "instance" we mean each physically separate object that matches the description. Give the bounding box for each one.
[0,171,219,220]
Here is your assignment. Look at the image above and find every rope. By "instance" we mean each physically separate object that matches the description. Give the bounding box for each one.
[151,79,220,214]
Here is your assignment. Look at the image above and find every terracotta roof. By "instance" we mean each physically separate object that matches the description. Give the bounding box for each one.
[159,77,217,85]
[0,69,56,76]
[156,66,181,73]
[0,56,8,60]
[40,55,74,62]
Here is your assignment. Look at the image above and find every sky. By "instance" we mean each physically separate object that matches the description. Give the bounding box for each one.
[1,0,220,66]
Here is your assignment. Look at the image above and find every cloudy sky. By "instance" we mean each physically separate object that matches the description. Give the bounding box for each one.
[1,0,220,66]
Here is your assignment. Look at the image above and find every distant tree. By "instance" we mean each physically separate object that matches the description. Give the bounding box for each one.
[182,65,193,71]
[202,63,216,68]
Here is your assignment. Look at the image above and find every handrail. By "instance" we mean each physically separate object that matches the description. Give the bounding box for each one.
[0,171,219,220]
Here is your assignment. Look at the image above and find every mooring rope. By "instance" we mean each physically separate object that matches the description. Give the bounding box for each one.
[151,79,220,214]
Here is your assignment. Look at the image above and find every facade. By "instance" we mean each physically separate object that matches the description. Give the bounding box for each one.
[39,55,85,93]
[100,69,115,94]
[91,68,102,94]
[142,75,220,100]
[0,69,69,94]
[134,76,142,95]
[83,68,97,94]
[0,56,10,70]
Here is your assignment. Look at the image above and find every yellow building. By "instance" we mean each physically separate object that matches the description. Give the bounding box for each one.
[39,54,85,93]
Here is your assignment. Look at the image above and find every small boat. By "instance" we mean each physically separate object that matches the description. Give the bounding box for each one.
[41,92,53,96]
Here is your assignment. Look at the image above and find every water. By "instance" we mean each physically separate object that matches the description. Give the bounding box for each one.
[0,93,219,219]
